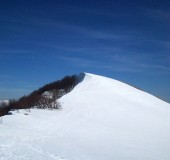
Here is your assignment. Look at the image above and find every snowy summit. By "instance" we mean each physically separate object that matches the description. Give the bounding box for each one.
[0,73,170,160]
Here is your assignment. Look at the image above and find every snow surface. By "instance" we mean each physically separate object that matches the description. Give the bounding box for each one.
[0,73,170,160]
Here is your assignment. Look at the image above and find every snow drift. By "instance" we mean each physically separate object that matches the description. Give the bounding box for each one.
[0,73,170,160]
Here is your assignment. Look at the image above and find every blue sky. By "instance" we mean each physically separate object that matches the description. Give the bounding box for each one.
[0,0,170,102]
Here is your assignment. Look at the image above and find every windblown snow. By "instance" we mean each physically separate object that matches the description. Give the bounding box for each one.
[0,73,170,160]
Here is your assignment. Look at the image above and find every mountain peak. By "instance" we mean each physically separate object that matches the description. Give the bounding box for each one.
[1,73,170,160]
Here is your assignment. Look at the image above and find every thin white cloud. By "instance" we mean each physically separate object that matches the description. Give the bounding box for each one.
[0,50,40,54]
[0,75,12,79]
[145,8,170,22]
[108,54,170,73]
[59,55,146,73]
[160,41,170,50]
[2,15,130,41]
[140,64,170,70]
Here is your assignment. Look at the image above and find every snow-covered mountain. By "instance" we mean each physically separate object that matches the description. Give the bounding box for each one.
[0,73,170,160]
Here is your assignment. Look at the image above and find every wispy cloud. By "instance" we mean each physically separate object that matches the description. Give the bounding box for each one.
[2,14,131,41]
[160,40,170,50]
[108,53,170,73]
[59,55,147,73]
[39,20,127,40]
[140,64,170,71]
[30,42,87,52]
[0,50,41,54]
[145,8,170,22]
[0,75,12,79]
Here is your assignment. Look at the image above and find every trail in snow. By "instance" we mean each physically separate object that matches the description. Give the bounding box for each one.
[0,110,67,160]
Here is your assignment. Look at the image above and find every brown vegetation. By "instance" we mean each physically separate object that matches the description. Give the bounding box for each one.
[0,75,77,117]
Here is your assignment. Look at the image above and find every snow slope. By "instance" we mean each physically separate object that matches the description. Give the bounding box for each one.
[0,73,170,160]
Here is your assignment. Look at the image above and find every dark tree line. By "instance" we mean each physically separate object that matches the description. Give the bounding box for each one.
[0,102,11,117]
[0,75,77,116]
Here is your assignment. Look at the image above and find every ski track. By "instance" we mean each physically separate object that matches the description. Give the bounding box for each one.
[0,134,66,160]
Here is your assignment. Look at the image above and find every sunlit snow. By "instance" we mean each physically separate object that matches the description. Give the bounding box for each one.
[0,73,170,160]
